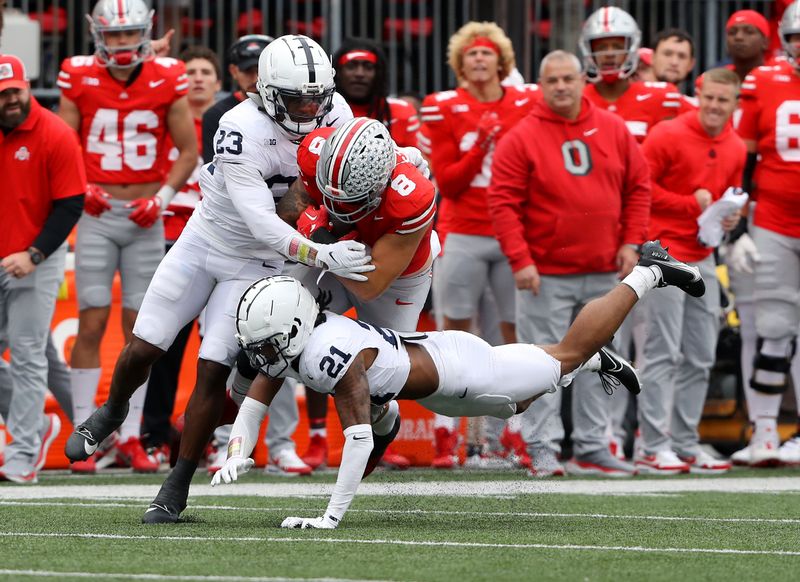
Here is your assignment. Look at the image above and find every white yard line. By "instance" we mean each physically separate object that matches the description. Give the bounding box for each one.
[3,477,800,500]
[2,500,800,525]
[0,570,392,582]
[1,532,799,557]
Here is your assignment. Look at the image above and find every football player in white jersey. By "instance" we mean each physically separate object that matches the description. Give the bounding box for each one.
[210,240,706,529]
[64,35,370,522]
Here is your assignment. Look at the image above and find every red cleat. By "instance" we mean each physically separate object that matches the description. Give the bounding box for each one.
[380,445,410,470]
[301,434,328,469]
[70,457,96,474]
[116,436,159,473]
[432,427,459,469]
[500,426,532,470]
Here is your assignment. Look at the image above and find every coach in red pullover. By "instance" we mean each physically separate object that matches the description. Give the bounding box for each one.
[488,50,650,478]
[634,67,746,475]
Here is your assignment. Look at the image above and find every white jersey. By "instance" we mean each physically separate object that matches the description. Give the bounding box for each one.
[280,313,414,406]
[191,93,353,259]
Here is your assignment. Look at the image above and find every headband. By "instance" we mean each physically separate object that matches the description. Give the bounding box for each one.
[463,37,500,55]
[338,50,378,66]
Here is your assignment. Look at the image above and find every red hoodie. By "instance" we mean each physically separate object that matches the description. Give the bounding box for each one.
[488,96,650,275]
[642,111,746,263]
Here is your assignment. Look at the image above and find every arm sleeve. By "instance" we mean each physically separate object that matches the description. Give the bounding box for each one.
[32,195,84,257]
[619,130,653,244]
[202,106,223,164]
[487,130,535,272]
[323,424,373,523]
[223,161,319,264]
[226,397,269,460]
[640,130,700,219]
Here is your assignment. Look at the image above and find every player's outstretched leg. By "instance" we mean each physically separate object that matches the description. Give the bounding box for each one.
[65,337,164,462]
[544,241,705,384]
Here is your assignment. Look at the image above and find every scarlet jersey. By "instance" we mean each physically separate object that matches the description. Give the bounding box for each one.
[738,60,800,236]
[418,84,540,237]
[162,116,203,241]
[57,55,188,185]
[349,97,420,148]
[298,127,436,276]
[584,80,689,142]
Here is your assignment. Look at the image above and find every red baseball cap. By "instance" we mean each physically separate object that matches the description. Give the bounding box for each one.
[726,10,770,40]
[638,47,653,67]
[0,54,29,92]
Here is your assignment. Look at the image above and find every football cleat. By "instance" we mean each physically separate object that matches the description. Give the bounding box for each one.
[676,449,732,474]
[638,240,705,297]
[115,436,159,473]
[266,448,313,476]
[528,446,566,478]
[566,448,637,477]
[65,402,129,462]
[380,445,411,470]
[598,348,641,395]
[142,487,187,525]
[34,413,62,472]
[0,468,38,484]
[300,434,328,469]
[431,427,459,469]
[634,450,690,475]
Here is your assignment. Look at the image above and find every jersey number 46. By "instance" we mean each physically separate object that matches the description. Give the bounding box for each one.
[87,107,159,171]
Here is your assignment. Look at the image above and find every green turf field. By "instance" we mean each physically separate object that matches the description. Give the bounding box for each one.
[2,468,800,581]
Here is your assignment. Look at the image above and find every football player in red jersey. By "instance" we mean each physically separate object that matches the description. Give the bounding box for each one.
[580,6,691,142]
[57,0,197,474]
[258,117,436,471]
[293,39,423,469]
[418,21,539,469]
[332,39,419,148]
[731,2,800,467]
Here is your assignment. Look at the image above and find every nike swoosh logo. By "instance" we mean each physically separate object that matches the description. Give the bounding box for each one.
[353,435,370,441]
[606,359,624,373]
[145,504,169,514]
[583,128,598,137]
[395,299,413,306]
[149,79,165,88]
[458,387,468,399]
[84,440,98,455]
[325,117,340,127]
[514,98,529,107]
[373,215,384,221]
[303,212,317,220]
[635,94,652,101]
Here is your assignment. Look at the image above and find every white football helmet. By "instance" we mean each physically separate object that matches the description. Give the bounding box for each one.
[317,117,396,224]
[235,276,319,377]
[579,6,641,83]
[88,0,154,68]
[780,1,800,70]
[256,35,335,139]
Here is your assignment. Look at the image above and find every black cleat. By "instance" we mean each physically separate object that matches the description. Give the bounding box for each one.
[142,488,187,524]
[598,348,641,395]
[65,402,129,462]
[142,501,184,524]
[638,240,705,298]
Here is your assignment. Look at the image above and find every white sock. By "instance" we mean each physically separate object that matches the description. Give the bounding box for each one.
[621,265,661,299]
[372,400,399,436]
[70,367,102,425]
[558,352,601,387]
[754,416,778,433]
[118,381,148,441]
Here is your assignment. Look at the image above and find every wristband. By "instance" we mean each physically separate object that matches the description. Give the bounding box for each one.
[155,184,177,208]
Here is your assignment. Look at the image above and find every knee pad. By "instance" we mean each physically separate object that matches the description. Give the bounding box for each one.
[750,336,797,394]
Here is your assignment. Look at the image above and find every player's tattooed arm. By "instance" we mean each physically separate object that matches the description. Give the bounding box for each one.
[276,178,313,226]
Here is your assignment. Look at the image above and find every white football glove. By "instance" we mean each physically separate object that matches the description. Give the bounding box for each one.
[396,146,430,179]
[728,233,760,274]
[210,457,254,486]
[315,240,375,282]
[281,514,339,530]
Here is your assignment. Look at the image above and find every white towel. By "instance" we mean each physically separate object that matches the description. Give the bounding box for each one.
[697,187,749,248]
